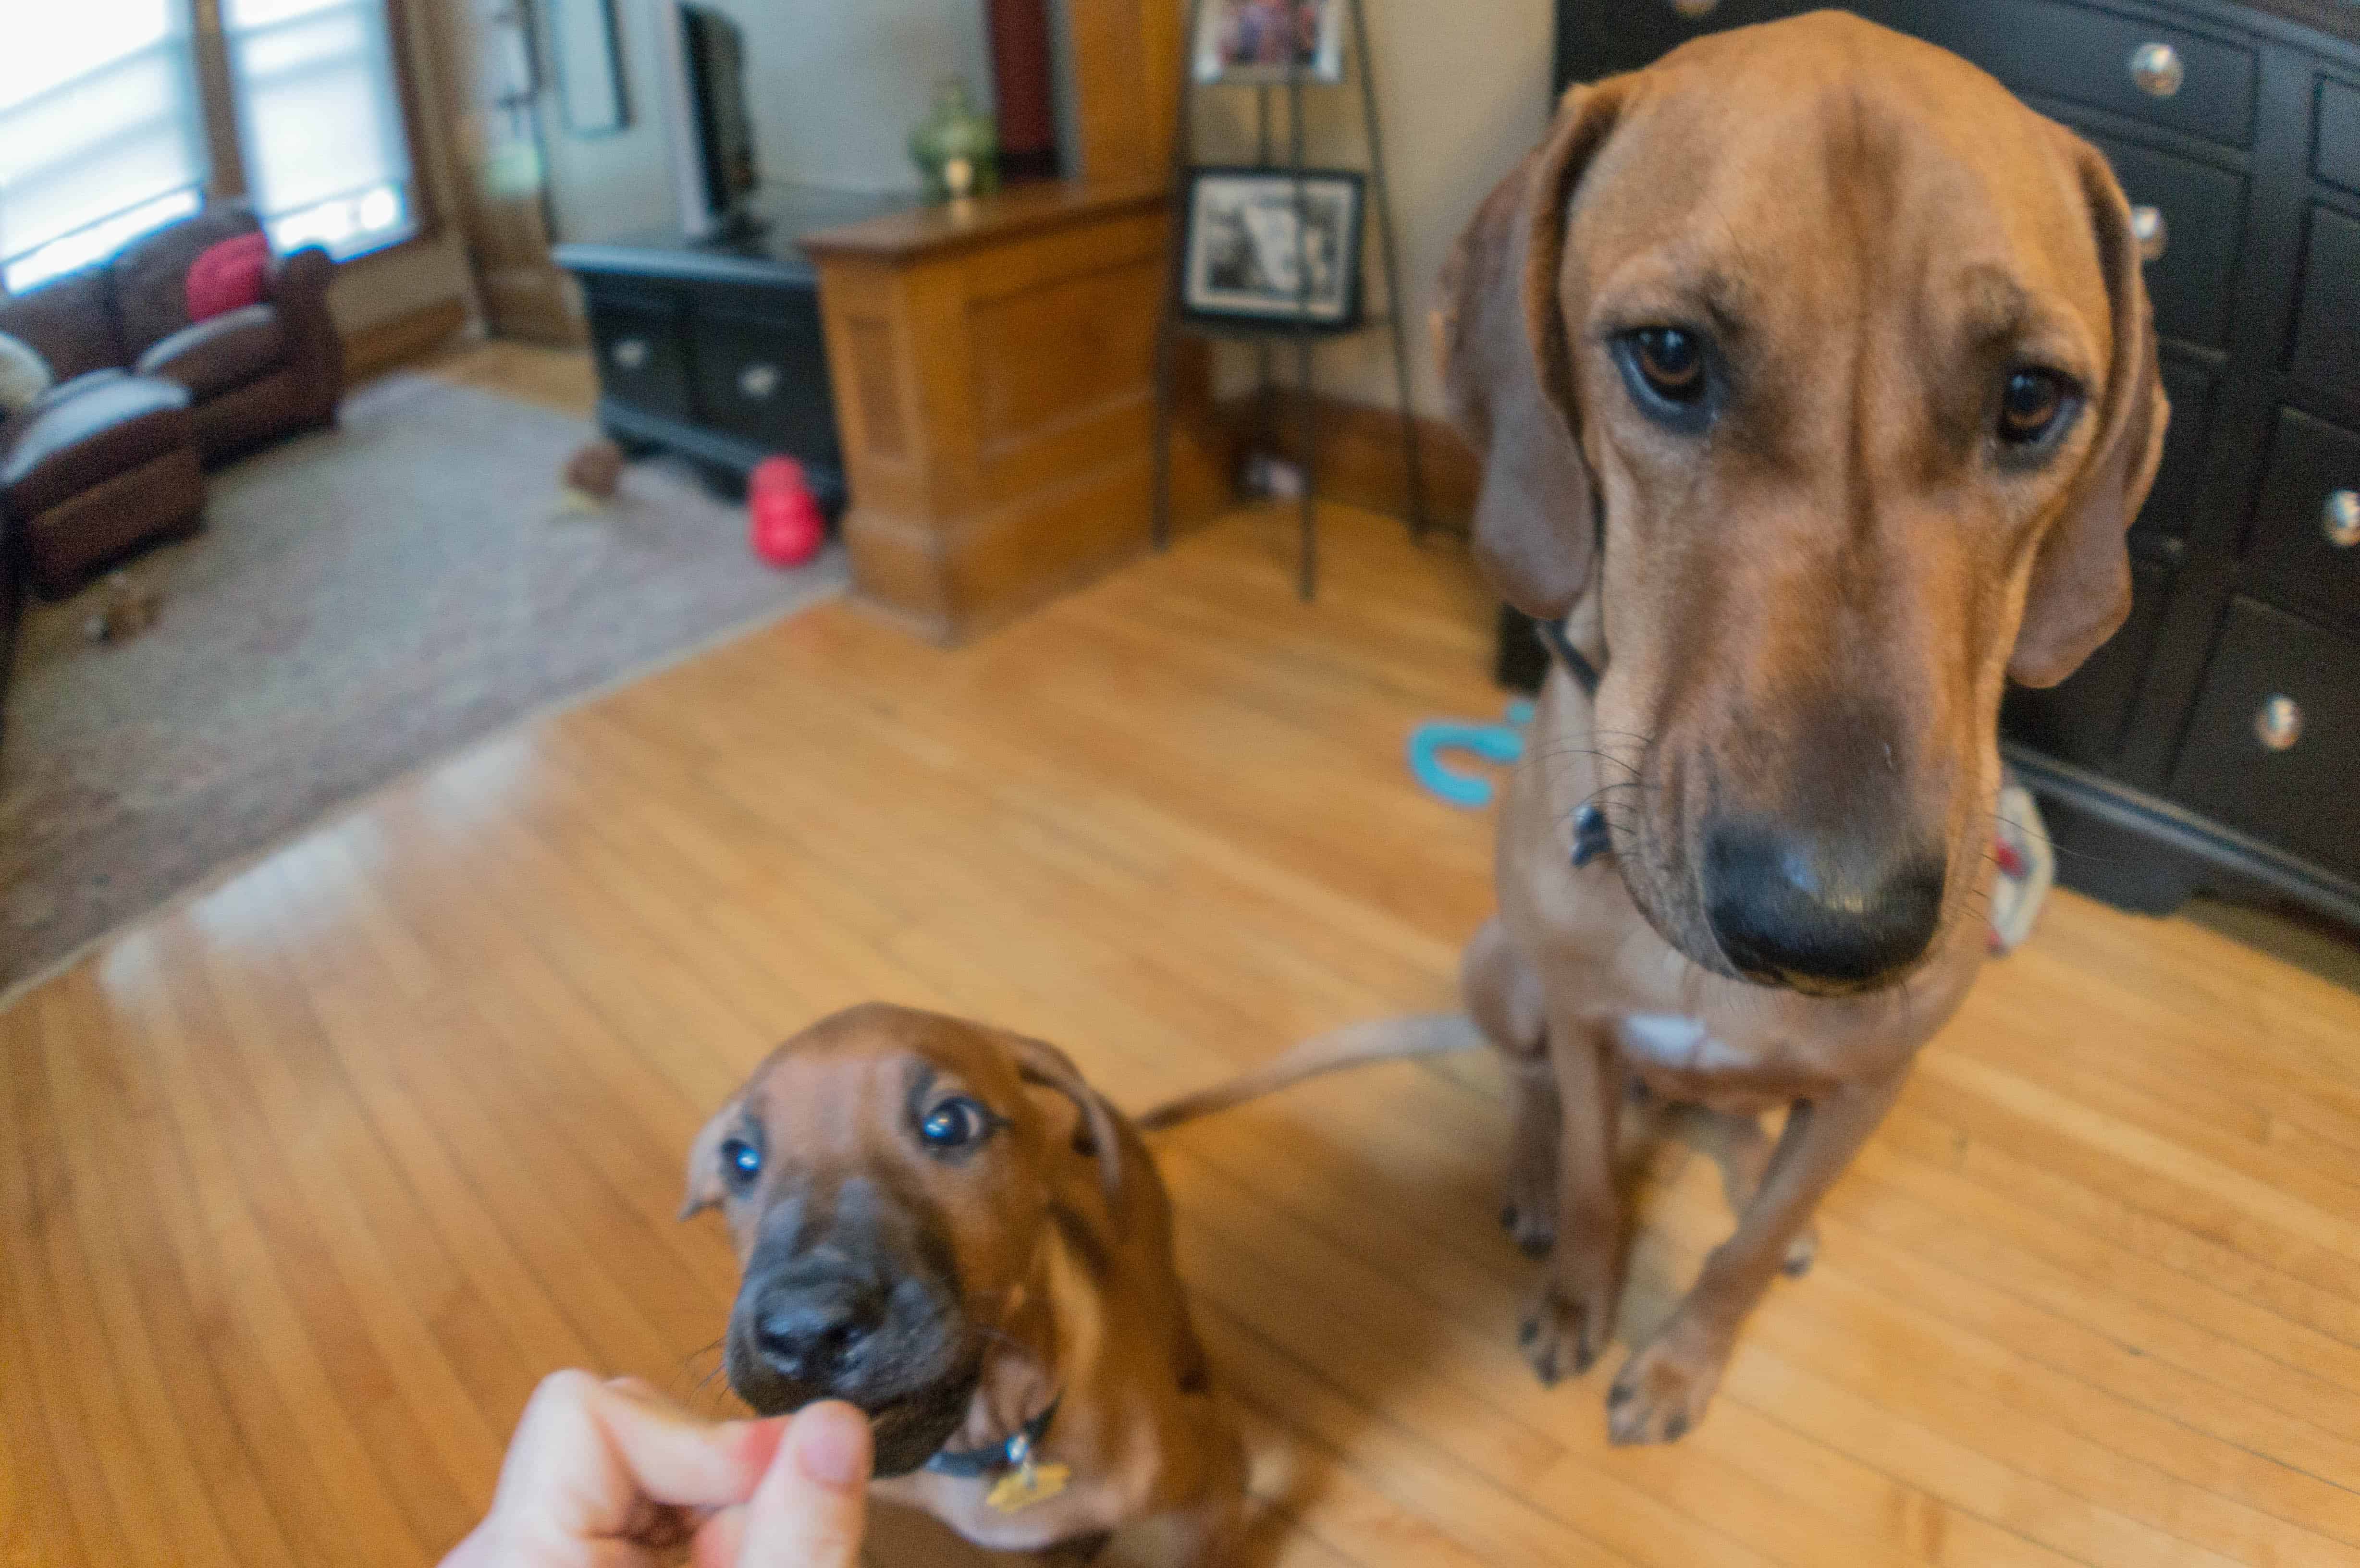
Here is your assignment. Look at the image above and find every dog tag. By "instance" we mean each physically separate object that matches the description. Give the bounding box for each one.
[985,1458,1070,1513]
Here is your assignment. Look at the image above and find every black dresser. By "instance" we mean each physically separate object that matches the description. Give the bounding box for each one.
[1536,0,2360,928]
[552,186,909,505]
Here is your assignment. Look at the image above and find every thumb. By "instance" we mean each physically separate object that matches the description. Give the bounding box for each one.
[737,1400,871,1567]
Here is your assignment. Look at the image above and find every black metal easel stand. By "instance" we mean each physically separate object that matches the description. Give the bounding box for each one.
[1150,0,1429,600]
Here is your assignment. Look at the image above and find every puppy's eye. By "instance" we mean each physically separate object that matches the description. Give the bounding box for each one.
[718,1137,762,1186]
[1629,327,1707,404]
[1998,368,2076,446]
[919,1097,990,1151]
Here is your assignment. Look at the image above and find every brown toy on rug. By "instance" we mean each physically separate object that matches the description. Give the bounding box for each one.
[683,1003,1246,1564]
[85,573,163,645]
[556,439,626,514]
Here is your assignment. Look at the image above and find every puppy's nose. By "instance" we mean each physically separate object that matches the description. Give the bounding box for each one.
[1703,821,1946,990]
[751,1274,888,1385]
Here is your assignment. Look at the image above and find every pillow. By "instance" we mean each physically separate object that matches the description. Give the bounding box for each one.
[0,331,53,416]
[185,233,271,324]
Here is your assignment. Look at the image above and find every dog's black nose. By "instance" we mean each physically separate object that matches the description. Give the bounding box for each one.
[751,1274,889,1384]
[1703,821,1946,990]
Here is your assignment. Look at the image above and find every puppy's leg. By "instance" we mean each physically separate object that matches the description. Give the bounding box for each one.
[1518,1007,1622,1385]
[1689,1106,1816,1276]
[1607,1070,1905,1444]
[1462,917,1557,1258]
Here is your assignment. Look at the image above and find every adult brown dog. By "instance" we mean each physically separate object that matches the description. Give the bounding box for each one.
[1446,10,2166,1444]
[1154,11,2165,1448]
[683,1003,1244,1560]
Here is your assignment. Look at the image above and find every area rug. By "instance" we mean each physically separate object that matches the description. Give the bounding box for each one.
[0,372,846,992]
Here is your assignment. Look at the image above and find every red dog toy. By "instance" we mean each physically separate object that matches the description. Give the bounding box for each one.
[748,456,826,567]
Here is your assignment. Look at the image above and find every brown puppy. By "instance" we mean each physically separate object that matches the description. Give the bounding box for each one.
[1433,12,2167,1443]
[683,1003,1244,1562]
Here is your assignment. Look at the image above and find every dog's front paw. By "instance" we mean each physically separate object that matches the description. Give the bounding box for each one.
[1499,1200,1556,1259]
[1518,1272,1615,1386]
[1605,1321,1730,1444]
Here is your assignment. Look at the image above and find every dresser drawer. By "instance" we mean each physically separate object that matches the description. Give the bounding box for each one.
[2247,408,2360,628]
[1556,2,2257,147]
[587,293,691,422]
[1904,0,2257,147]
[2084,133,2244,351]
[2317,77,2360,196]
[2289,205,2360,412]
[2137,353,2217,542]
[2169,598,2360,880]
[688,302,839,464]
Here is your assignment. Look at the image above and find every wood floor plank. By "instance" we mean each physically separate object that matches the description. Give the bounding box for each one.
[6,343,2358,1568]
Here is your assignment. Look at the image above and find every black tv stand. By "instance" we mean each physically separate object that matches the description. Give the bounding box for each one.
[553,185,912,503]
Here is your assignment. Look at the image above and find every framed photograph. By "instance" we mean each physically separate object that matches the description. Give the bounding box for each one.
[1180,168,1365,333]
[1191,0,1345,85]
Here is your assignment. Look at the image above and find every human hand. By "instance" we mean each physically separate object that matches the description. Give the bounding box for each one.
[442,1372,872,1567]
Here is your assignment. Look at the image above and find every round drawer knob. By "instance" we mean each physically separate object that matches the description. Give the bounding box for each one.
[2324,489,2360,548]
[611,338,649,370]
[2254,695,2303,752]
[738,363,780,400]
[1669,0,1721,15]
[2129,41,2185,98]
[2131,205,2167,263]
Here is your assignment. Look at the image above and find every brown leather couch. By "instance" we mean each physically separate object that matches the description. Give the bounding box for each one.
[0,204,343,602]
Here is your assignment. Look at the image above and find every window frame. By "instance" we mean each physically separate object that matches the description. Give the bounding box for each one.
[191,0,438,262]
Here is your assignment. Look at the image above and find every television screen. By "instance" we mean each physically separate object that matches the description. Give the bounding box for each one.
[670,3,757,233]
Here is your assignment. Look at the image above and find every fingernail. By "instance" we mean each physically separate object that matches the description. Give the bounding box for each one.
[791,1401,872,1491]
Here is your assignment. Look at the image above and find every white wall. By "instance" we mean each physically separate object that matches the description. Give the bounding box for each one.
[1193,0,1556,417]
[531,0,1556,419]
[537,0,993,244]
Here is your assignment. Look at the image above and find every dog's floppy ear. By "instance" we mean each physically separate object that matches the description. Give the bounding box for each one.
[2008,134,2170,688]
[1435,82,1627,621]
[680,1095,743,1220]
[1006,1033,1122,1215]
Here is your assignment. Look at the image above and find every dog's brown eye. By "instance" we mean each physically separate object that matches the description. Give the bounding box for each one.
[919,1097,989,1150]
[1998,368,2072,444]
[1632,327,1706,402]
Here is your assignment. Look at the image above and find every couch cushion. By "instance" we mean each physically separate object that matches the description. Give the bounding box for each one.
[135,305,288,400]
[0,269,127,382]
[0,332,53,415]
[111,205,264,360]
[0,373,193,518]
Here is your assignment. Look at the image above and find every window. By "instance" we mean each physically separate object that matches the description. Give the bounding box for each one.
[0,0,417,294]
[0,0,210,291]
[222,0,417,259]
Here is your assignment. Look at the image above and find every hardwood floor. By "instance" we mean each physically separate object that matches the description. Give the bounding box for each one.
[5,354,2359,1565]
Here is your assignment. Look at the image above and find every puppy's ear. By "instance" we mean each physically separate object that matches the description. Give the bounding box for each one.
[680,1096,742,1221]
[1006,1034,1122,1216]
[2009,133,2170,688]
[1434,81,1627,621]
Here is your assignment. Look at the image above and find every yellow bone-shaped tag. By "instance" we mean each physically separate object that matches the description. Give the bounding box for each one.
[985,1459,1070,1513]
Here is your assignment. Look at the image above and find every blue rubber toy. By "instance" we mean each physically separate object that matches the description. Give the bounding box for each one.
[1409,700,1535,808]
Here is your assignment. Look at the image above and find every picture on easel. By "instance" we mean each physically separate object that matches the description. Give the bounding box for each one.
[1180,168,1365,331]
[1191,0,1345,84]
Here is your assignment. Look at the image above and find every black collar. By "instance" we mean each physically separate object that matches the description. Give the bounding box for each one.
[924,1398,1060,1479]
[1535,612,1616,868]
[1536,614,1602,698]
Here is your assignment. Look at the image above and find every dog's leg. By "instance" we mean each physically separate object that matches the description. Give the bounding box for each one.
[1462,918,1557,1258]
[1517,1007,1622,1385]
[1690,1106,1816,1277]
[1606,1070,1906,1443]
